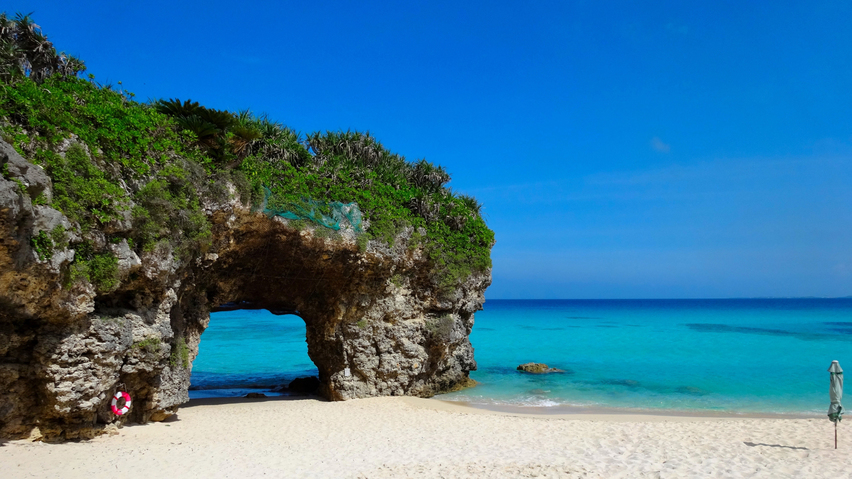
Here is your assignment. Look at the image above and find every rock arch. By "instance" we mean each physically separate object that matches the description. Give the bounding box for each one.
[178,209,486,402]
[0,147,490,440]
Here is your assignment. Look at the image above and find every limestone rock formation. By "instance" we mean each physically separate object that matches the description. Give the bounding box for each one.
[0,141,491,440]
[516,363,564,374]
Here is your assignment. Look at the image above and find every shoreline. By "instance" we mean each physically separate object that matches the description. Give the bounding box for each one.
[428,398,820,420]
[187,389,822,420]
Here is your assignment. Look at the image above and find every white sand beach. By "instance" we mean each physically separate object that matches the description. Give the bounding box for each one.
[2,396,849,478]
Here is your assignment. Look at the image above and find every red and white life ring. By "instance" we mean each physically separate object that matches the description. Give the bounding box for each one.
[111,391,132,416]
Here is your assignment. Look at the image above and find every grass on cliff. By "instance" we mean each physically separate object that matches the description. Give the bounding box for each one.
[0,12,493,292]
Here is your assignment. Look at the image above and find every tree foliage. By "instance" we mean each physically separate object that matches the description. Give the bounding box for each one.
[0,12,85,83]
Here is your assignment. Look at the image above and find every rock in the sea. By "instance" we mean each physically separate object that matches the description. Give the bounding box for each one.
[288,376,321,395]
[517,363,564,374]
[244,392,267,398]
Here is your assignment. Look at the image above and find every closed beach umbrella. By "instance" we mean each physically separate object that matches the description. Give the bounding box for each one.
[829,360,843,449]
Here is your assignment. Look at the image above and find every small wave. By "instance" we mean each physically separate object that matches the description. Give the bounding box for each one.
[524,398,560,407]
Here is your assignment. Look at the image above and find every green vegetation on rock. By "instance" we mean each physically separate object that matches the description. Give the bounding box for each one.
[170,336,190,369]
[66,240,119,293]
[30,225,69,261]
[31,230,53,260]
[35,144,128,227]
[0,12,493,294]
[132,337,162,354]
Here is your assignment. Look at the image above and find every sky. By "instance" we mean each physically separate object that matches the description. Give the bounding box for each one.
[16,0,852,298]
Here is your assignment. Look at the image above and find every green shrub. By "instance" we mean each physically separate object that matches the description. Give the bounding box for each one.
[132,337,162,353]
[170,336,190,368]
[34,145,128,229]
[0,76,199,177]
[67,261,89,286]
[65,241,119,293]
[10,177,27,196]
[31,230,53,260]
[132,163,211,256]
[32,192,48,205]
[0,12,85,83]
[50,225,68,248]
[89,253,119,292]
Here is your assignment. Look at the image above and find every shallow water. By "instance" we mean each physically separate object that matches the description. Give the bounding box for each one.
[189,311,316,397]
[191,299,852,414]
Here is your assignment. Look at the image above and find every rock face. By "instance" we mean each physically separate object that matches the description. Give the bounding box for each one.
[516,363,564,374]
[0,141,491,440]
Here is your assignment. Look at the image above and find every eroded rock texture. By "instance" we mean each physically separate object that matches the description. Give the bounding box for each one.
[0,141,490,440]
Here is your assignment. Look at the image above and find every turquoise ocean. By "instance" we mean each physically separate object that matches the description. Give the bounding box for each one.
[190,299,852,416]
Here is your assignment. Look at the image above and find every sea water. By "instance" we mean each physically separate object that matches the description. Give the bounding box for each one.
[190,299,852,415]
[189,311,317,398]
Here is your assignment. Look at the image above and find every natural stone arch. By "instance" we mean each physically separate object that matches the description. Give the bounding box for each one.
[169,209,486,403]
[0,154,490,440]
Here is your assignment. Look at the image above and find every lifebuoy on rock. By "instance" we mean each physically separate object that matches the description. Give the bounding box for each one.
[111,391,132,416]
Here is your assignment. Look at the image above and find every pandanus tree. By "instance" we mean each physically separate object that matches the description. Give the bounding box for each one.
[229,110,262,159]
[0,12,85,83]
[244,116,310,168]
[306,131,413,189]
[408,159,450,194]
[457,194,483,218]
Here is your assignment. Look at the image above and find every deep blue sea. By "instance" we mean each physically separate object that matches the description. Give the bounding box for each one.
[190,299,852,415]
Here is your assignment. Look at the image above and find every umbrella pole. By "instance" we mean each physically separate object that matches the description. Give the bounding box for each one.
[836,421,838,449]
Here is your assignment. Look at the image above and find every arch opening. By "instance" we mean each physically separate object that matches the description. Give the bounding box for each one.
[189,309,319,399]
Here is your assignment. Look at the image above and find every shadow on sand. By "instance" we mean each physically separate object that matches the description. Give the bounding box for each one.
[181,394,327,409]
[743,441,808,450]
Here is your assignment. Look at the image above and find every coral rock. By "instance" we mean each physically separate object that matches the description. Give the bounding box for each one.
[0,140,491,440]
[517,363,565,374]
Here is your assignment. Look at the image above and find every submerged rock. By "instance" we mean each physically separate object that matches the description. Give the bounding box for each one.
[244,392,267,398]
[517,363,565,374]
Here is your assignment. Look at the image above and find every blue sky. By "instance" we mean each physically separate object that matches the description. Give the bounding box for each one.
[18,0,852,298]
